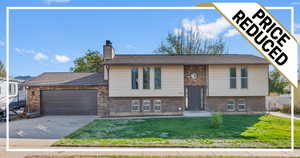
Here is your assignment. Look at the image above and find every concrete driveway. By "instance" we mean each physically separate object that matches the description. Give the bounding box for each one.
[0,115,96,139]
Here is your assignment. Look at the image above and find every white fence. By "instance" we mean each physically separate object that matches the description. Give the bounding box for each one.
[266,95,291,111]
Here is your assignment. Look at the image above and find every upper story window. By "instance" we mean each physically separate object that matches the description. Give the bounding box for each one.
[241,67,248,89]
[143,67,150,89]
[154,67,161,89]
[131,68,139,89]
[229,67,237,89]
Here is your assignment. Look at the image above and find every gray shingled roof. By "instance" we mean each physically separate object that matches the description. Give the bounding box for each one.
[104,54,268,65]
[26,72,107,86]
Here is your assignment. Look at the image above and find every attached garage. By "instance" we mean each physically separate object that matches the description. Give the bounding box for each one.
[25,72,108,116]
[41,90,98,115]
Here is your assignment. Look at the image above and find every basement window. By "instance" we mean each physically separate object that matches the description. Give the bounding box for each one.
[238,99,246,112]
[153,100,162,112]
[227,99,236,112]
[131,100,140,112]
[143,100,151,112]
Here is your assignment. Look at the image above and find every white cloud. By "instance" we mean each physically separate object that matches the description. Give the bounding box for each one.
[295,34,300,44]
[14,48,35,54]
[55,55,70,63]
[224,29,239,38]
[44,0,71,4]
[34,52,48,60]
[0,41,4,47]
[175,16,231,39]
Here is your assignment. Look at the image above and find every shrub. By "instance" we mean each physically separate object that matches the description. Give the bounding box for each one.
[210,112,223,129]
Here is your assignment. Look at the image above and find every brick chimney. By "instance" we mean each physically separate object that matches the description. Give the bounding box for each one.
[103,40,115,60]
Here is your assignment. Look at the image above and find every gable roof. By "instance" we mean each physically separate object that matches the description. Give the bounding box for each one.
[25,72,107,86]
[104,54,268,65]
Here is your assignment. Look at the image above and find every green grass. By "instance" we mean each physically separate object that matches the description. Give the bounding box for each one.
[54,114,300,148]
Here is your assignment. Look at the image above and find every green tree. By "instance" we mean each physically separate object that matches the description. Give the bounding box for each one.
[269,70,289,94]
[0,61,6,77]
[155,26,225,54]
[70,50,104,72]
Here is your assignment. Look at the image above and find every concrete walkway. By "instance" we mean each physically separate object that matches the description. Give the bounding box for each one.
[270,112,300,120]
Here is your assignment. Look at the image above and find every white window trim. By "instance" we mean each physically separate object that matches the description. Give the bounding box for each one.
[237,99,247,112]
[153,100,162,112]
[143,100,151,112]
[227,99,236,112]
[131,100,140,112]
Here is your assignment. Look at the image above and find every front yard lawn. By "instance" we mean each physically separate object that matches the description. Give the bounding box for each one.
[54,114,300,148]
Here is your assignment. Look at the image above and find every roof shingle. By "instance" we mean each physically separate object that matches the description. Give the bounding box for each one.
[26,72,107,86]
[104,54,268,65]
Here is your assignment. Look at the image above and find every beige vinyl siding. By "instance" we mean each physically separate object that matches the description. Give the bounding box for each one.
[208,64,268,96]
[109,65,184,97]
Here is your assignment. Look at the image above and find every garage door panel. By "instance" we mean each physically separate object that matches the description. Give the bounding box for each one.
[41,90,97,115]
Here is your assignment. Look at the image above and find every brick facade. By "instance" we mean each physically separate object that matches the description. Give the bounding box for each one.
[26,85,108,117]
[108,97,185,117]
[184,65,207,86]
[206,96,266,113]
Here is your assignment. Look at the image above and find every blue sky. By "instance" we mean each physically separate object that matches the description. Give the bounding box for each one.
[0,0,299,77]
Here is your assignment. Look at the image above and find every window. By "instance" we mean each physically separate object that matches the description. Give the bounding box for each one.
[154,67,161,89]
[131,68,139,89]
[131,100,140,112]
[241,67,248,88]
[227,99,236,112]
[153,100,162,112]
[238,99,246,111]
[143,67,150,89]
[229,67,237,89]
[9,83,17,96]
[143,100,151,111]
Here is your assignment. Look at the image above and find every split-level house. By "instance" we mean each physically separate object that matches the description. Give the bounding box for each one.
[25,40,269,117]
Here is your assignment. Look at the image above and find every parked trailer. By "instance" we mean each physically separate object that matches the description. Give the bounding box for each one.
[0,77,26,120]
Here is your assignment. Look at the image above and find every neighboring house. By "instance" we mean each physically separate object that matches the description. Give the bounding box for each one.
[25,40,269,117]
[294,77,300,109]
[0,77,26,110]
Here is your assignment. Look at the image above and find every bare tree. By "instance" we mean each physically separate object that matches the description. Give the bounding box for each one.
[155,26,225,54]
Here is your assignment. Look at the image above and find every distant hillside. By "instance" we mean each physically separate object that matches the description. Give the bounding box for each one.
[14,75,33,81]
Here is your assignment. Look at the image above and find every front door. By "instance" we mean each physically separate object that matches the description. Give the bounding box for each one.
[186,86,205,111]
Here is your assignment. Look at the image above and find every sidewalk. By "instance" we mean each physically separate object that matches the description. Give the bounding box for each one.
[1,138,300,157]
[270,112,300,120]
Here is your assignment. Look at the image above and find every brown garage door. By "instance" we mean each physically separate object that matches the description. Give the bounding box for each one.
[41,90,97,115]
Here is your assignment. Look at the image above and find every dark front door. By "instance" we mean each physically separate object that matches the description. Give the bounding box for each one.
[41,90,97,115]
[186,86,205,111]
